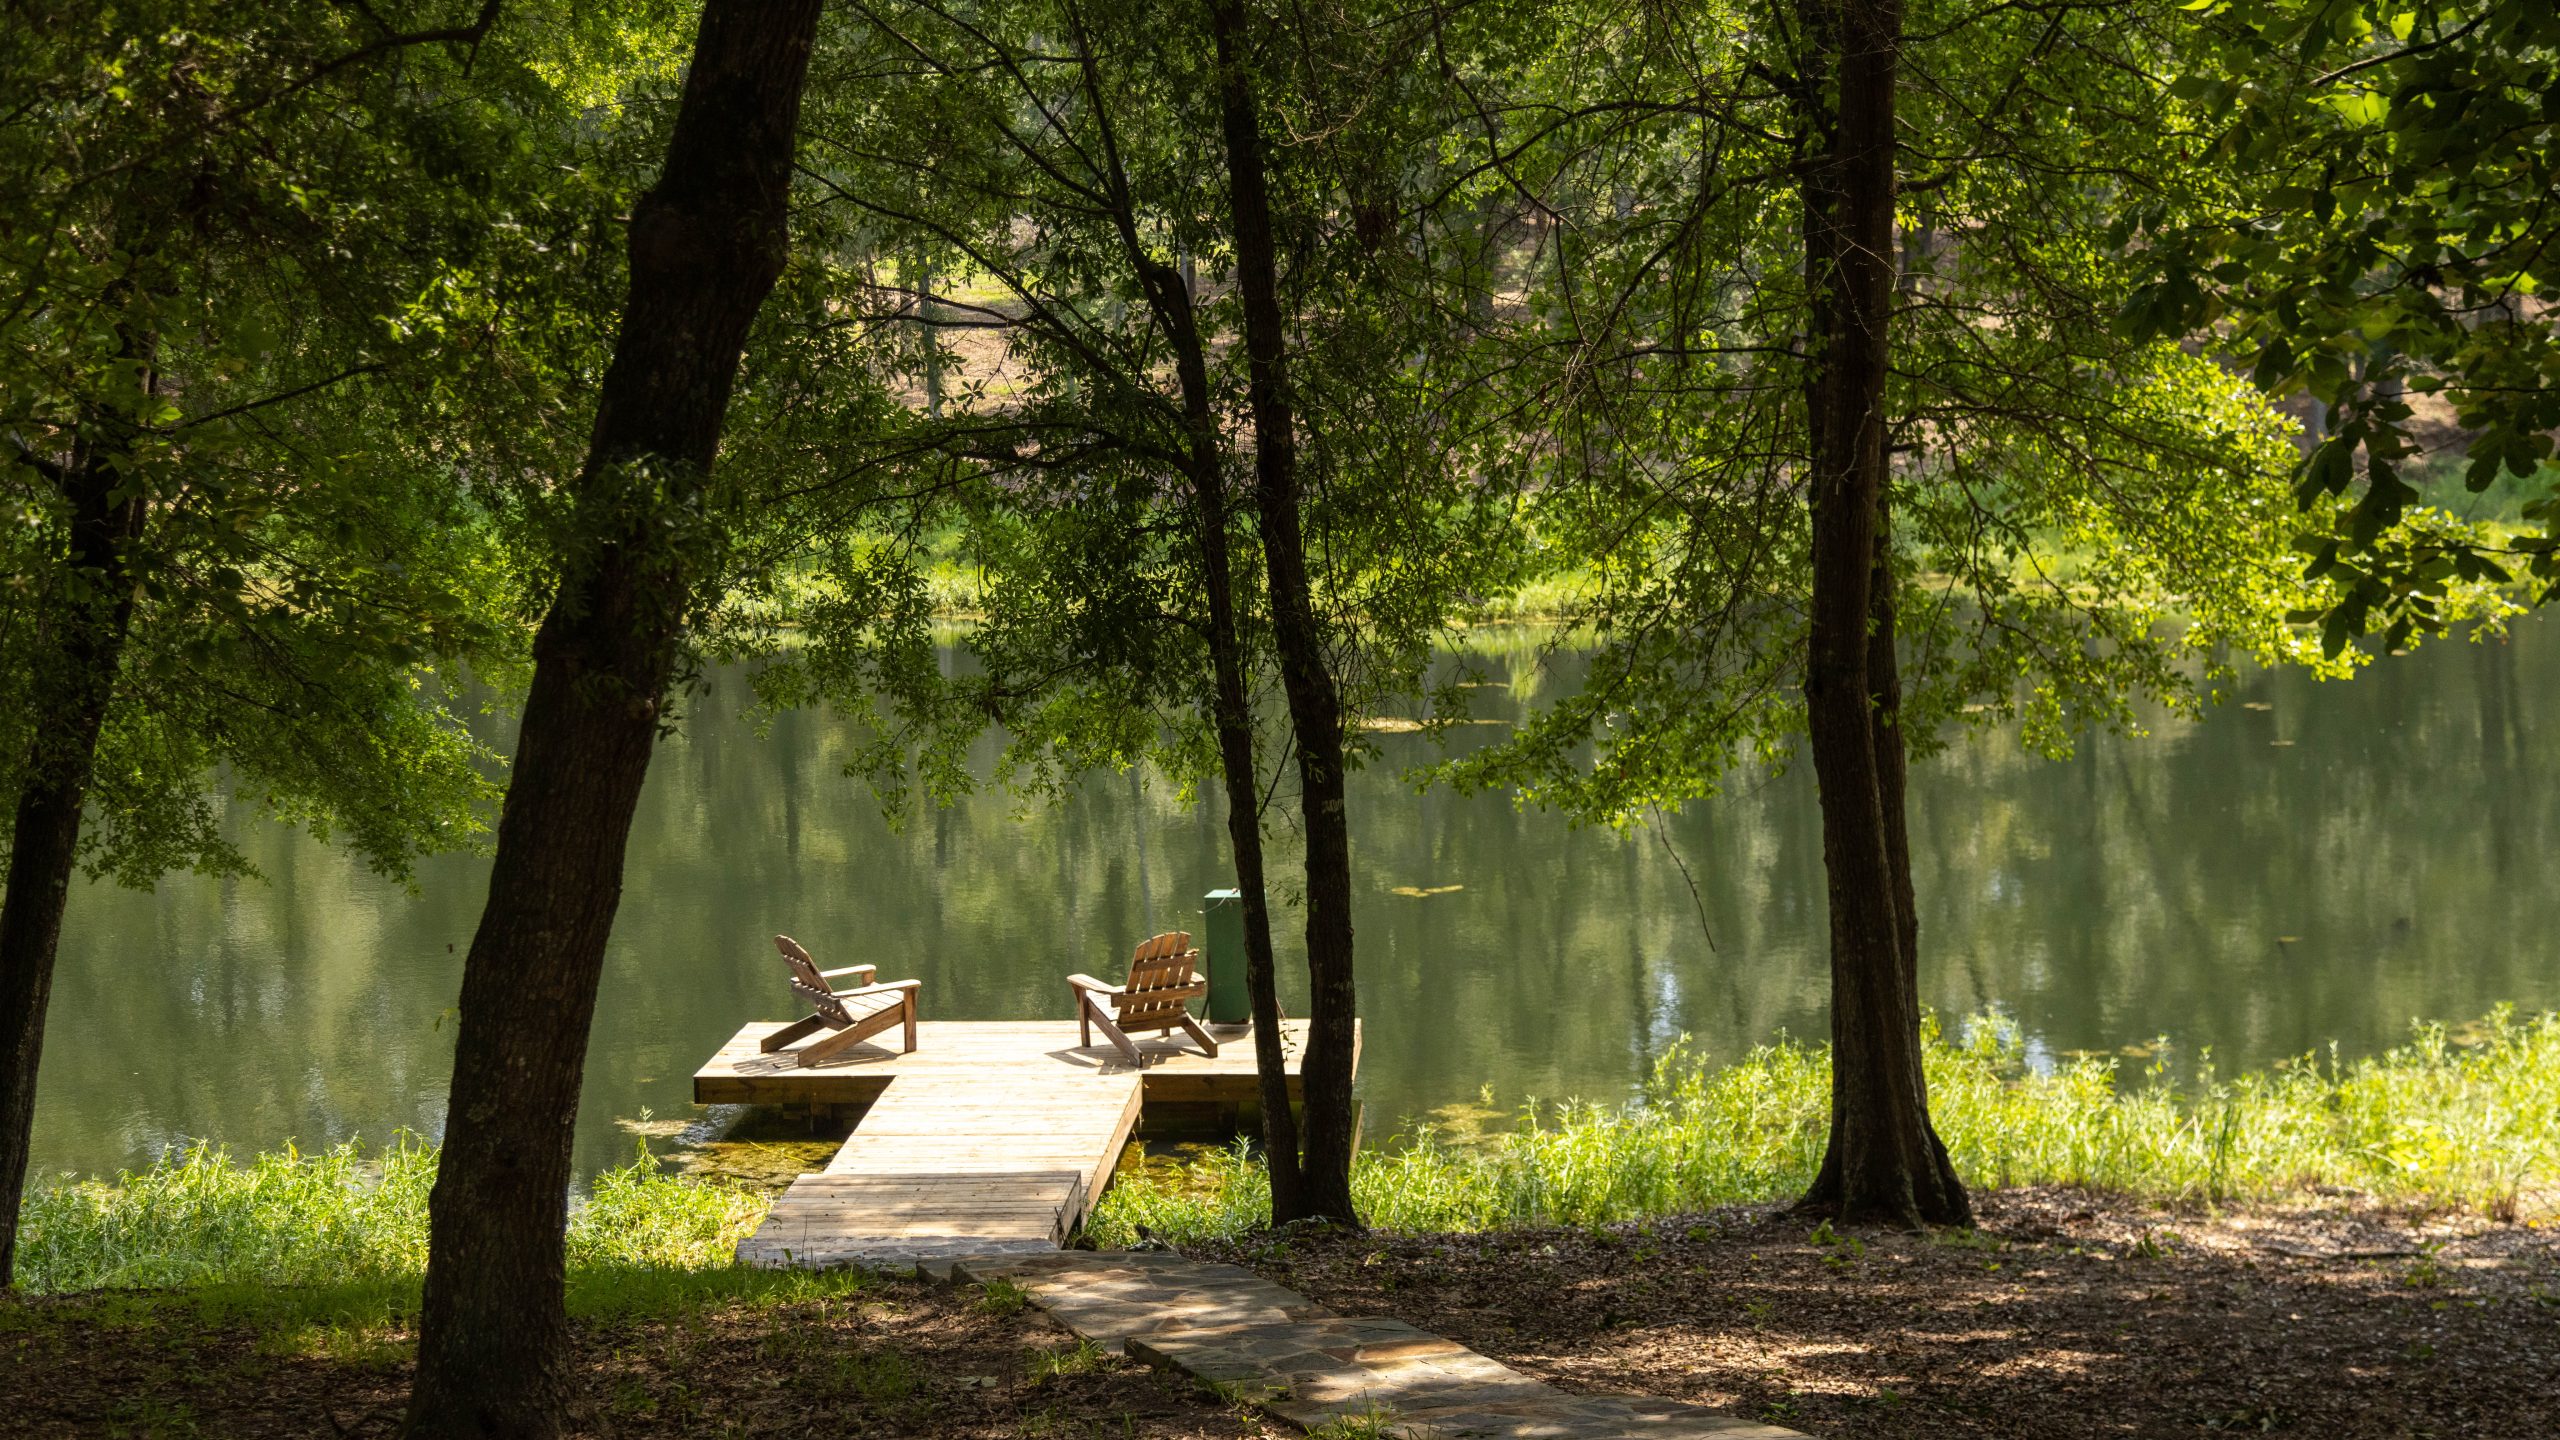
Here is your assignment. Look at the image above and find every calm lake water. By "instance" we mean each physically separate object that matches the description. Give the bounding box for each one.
[29,616,2559,1183]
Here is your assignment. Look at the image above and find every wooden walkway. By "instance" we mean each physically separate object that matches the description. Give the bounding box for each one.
[957,1252,1804,1439]
[695,1019,1353,1267]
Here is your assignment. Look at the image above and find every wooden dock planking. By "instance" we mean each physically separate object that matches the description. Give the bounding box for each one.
[693,1019,1346,1108]
[823,1071,1144,1217]
[712,1019,1355,1268]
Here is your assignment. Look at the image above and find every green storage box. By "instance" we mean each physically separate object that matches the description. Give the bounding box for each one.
[1203,888,1247,1024]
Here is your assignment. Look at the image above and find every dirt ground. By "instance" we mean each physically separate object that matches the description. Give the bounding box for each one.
[9,1189,2555,1438]
[0,1273,1277,1439]
[1194,1187,2560,1440]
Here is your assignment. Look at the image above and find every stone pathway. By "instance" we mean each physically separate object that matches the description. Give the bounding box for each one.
[949,1251,1804,1440]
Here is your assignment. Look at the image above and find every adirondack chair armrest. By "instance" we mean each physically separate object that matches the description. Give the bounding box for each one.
[819,964,876,982]
[834,978,922,999]
[1065,972,1124,996]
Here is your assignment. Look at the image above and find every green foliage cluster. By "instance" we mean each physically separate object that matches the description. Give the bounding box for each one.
[1395,0,2372,826]
[2134,0,2560,647]
[715,0,1534,819]
[1090,1008,2560,1242]
[0,7,2536,851]
[0,1,692,885]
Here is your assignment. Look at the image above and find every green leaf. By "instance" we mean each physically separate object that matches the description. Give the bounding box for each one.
[2300,438,2356,500]
[2250,339,2294,390]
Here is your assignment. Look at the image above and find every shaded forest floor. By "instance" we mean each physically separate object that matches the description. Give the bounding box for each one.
[7,1187,2555,1438]
[0,1270,1277,1440]
[1193,1186,2560,1439]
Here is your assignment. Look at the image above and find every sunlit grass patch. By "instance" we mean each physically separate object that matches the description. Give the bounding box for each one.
[256,1313,414,1370]
[17,1137,777,1306]
[1026,1337,1112,1385]
[16,1137,437,1293]
[974,1276,1032,1317]
[569,1150,771,1272]
[1089,1008,2560,1244]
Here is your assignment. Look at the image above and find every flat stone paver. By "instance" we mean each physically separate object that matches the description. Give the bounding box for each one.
[947,1251,1804,1440]
[956,1251,1333,1352]
[1130,1316,1554,1426]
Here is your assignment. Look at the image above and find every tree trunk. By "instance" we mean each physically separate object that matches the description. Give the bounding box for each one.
[400,5,822,1435]
[1129,253,1305,1219]
[1791,0,1969,1230]
[0,432,149,1289]
[917,253,944,418]
[1195,470,1306,1222]
[1860,490,1968,1219]
[1210,0,1359,1227]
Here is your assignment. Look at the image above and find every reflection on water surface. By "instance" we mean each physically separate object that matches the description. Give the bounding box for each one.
[31,617,2558,1180]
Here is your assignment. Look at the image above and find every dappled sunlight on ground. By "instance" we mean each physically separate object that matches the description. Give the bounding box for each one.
[1198,1186,2560,1438]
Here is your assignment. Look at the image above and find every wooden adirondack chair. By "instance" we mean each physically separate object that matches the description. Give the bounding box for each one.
[760,935,921,1067]
[1067,931,1217,1064]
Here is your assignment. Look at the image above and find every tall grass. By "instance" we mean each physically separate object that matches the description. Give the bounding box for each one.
[1090,1008,2560,1245]
[20,1009,2556,1291]
[16,1136,768,1296]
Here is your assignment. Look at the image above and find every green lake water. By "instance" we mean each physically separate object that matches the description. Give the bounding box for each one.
[28,616,2558,1183]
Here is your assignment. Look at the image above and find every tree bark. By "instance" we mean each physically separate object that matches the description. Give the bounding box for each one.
[1210,0,1359,1227]
[0,426,149,1289]
[400,4,822,1435]
[1128,252,1306,1219]
[1791,0,1970,1229]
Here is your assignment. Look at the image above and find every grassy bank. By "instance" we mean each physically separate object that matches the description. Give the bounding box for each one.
[1092,1007,2560,1244]
[14,1008,2553,1299]
[14,1138,764,1299]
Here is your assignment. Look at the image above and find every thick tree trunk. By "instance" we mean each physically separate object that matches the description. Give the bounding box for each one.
[1210,0,1359,1227]
[1858,492,1967,1218]
[1792,0,1969,1229]
[1130,255,1305,1218]
[0,439,148,1289]
[400,5,822,1435]
[1866,502,1920,1014]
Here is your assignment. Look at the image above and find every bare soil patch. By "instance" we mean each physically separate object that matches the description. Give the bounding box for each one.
[1194,1187,2560,1439]
[0,1274,1276,1439]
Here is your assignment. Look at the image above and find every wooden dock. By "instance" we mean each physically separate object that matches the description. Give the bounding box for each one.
[694,1019,1355,1267]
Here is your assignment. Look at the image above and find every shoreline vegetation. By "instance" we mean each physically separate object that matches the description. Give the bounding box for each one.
[13,1008,2554,1298]
[1092,1006,2560,1243]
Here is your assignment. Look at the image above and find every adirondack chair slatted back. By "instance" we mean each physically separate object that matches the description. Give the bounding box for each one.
[775,934,853,1027]
[1117,931,1202,1028]
[1066,929,1216,1060]
[762,933,921,1066]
